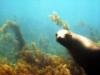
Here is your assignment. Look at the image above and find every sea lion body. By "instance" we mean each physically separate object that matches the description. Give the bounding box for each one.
[56,29,100,75]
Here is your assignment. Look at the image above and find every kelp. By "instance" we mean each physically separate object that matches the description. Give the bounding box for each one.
[0,49,86,75]
[1,20,26,50]
[0,21,86,75]
[0,41,86,75]
[49,11,70,30]
[0,20,26,63]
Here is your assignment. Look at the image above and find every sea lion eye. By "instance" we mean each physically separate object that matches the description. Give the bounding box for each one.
[65,34,72,38]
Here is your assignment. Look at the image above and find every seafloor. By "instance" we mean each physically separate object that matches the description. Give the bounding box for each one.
[0,21,86,75]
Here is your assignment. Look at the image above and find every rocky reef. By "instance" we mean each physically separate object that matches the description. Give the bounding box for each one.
[0,48,86,75]
[0,21,86,75]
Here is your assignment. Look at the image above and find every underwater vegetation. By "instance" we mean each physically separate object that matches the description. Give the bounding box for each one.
[0,20,26,63]
[0,45,86,75]
[0,21,87,75]
[49,11,70,30]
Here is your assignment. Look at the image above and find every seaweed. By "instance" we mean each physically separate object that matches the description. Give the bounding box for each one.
[0,41,86,75]
[0,64,15,75]
[0,50,86,75]
[0,21,86,75]
[49,11,70,30]
[2,20,26,50]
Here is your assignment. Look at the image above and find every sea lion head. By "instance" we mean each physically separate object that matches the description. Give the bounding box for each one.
[56,29,100,50]
[56,29,74,48]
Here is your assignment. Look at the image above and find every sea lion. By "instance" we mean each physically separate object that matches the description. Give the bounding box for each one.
[56,29,100,75]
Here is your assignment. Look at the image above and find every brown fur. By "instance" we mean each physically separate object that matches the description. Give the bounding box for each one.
[56,29,100,75]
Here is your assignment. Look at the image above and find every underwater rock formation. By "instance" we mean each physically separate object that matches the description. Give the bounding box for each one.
[0,21,86,75]
[0,20,27,63]
[0,49,86,75]
[0,39,86,75]
[1,20,26,50]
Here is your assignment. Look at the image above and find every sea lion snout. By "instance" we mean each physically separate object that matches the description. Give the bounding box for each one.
[56,33,62,40]
[56,29,68,39]
[56,29,71,42]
